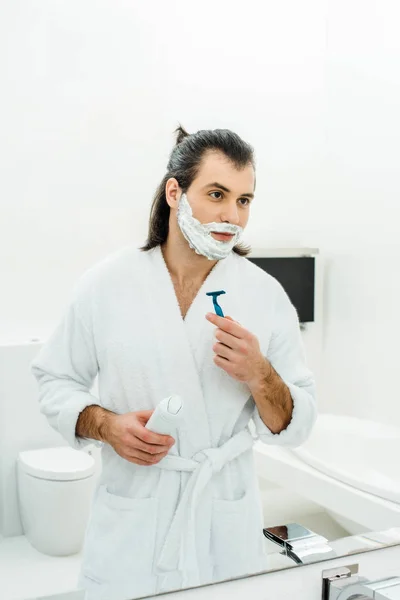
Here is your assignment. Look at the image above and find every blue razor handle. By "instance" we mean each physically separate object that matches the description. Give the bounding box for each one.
[206,290,226,317]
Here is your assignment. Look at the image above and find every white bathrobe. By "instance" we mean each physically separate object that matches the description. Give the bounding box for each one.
[31,243,317,600]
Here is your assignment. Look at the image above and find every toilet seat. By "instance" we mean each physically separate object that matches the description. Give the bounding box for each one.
[18,446,96,481]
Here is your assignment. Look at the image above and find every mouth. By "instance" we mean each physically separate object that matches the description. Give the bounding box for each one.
[211,232,235,241]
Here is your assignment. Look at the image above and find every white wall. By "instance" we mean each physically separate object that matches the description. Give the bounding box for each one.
[318,0,400,425]
[0,0,326,343]
[0,342,64,536]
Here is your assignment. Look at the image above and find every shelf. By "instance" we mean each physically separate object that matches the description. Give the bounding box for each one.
[248,247,319,258]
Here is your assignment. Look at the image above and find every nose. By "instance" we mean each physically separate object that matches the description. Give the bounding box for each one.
[220,202,240,225]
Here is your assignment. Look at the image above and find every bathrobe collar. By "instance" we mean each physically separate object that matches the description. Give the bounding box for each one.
[142,244,236,452]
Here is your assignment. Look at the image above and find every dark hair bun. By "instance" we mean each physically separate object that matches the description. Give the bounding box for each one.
[174,124,190,145]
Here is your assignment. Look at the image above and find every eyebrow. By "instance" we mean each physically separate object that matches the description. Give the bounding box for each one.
[202,182,254,199]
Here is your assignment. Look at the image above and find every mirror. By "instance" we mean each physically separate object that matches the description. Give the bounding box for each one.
[2,2,399,600]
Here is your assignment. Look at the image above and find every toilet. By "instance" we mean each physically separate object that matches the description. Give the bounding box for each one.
[17,446,97,556]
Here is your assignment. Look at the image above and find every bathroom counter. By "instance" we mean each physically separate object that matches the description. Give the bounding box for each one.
[0,535,82,600]
[0,533,291,600]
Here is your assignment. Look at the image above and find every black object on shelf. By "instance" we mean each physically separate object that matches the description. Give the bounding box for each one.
[246,256,315,324]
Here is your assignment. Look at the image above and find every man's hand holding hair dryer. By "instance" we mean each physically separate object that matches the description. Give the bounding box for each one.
[76,405,175,466]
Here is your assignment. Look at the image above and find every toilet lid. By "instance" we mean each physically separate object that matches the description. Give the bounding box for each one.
[18,446,96,481]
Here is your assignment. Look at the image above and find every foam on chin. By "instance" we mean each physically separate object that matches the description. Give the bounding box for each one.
[177,193,243,261]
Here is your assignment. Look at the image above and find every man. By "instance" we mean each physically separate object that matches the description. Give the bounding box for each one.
[31,126,317,600]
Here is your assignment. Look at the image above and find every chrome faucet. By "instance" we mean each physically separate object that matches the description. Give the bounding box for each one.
[263,522,337,564]
[322,564,400,599]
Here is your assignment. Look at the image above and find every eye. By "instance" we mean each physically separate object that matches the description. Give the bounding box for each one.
[210,191,223,200]
[239,198,250,206]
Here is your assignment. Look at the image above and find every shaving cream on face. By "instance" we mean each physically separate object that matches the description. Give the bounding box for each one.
[177,193,244,260]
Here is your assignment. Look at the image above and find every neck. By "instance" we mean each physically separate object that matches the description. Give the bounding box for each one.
[160,233,219,287]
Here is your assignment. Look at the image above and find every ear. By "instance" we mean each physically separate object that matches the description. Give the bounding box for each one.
[165,178,181,209]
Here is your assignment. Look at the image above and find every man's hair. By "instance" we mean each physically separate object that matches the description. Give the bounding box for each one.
[139,125,255,256]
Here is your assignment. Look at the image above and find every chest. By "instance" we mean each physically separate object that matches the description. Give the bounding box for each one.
[172,279,203,320]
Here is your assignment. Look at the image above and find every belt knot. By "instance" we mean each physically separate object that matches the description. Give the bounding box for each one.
[192,447,224,474]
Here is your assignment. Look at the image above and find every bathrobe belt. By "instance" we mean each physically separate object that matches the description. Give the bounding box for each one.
[154,427,255,586]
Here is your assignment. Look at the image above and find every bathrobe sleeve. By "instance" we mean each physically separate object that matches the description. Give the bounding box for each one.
[30,276,103,451]
[252,283,317,447]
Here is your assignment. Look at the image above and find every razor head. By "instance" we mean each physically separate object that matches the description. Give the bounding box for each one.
[206,290,226,317]
[206,290,226,298]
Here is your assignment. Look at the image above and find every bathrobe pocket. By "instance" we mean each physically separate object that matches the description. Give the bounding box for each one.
[211,489,266,580]
[82,484,159,585]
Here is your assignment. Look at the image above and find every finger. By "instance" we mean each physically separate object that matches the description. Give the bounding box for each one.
[134,413,175,446]
[123,456,150,466]
[206,313,243,337]
[214,354,230,368]
[136,410,155,421]
[224,316,240,324]
[214,328,244,350]
[213,342,235,361]
[134,423,175,447]
[133,437,172,455]
[128,448,168,464]
[120,448,153,465]
[126,455,164,467]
